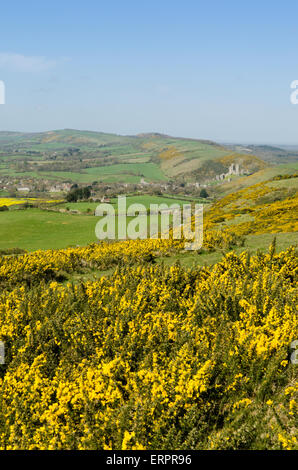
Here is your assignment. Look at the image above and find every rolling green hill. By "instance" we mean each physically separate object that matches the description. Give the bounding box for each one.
[0,129,232,183]
[1,129,298,189]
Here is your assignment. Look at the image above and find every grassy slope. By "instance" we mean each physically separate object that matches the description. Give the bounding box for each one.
[213,162,298,196]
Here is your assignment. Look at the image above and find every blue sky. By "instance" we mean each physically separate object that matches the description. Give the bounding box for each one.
[1,0,298,143]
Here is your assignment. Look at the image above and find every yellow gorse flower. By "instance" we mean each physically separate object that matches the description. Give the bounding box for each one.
[0,237,296,450]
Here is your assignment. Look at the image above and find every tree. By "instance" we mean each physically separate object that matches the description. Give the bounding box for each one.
[82,187,91,199]
[199,188,209,198]
[66,186,91,203]
[66,190,78,202]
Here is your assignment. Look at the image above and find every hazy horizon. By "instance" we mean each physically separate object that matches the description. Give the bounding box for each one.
[1,127,298,147]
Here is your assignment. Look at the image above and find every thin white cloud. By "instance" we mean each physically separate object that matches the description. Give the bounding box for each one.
[0,53,57,72]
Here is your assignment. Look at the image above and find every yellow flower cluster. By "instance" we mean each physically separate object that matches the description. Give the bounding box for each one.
[0,198,63,207]
[205,180,298,235]
[0,238,183,285]
[0,242,296,450]
[0,198,35,207]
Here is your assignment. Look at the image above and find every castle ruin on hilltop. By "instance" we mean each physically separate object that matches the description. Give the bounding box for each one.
[215,162,247,181]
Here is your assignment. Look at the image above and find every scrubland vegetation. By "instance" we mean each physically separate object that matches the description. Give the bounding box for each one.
[0,237,297,449]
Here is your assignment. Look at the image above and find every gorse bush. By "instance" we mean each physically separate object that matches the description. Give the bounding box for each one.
[206,182,298,235]
[0,231,244,287]
[0,238,183,287]
[0,243,297,450]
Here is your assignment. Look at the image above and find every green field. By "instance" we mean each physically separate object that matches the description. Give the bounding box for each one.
[84,163,167,181]
[57,195,203,212]
[0,209,99,251]
[0,209,180,252]
[0,194,203,251]
[33,164,168,183]
[110,194,203,209]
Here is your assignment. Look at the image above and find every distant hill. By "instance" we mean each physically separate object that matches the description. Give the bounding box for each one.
[224,143,298,164]
[0,129,297,185]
